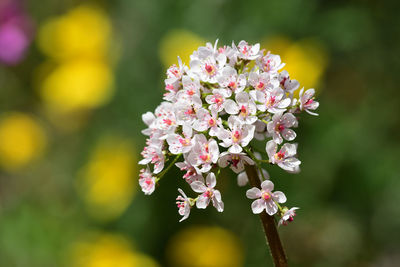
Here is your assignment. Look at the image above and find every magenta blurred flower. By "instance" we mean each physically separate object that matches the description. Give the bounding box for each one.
[0,0,33,65]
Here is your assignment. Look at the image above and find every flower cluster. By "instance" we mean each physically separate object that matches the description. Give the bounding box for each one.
[139,40,318,225]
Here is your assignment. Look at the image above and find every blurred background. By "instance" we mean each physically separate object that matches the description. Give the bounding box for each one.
[0,0,399,266]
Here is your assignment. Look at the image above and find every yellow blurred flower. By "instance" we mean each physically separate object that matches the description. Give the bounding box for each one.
[261,36,329,96]
[70,233,159,267]
[159,29,205,67]
[40,59,114,113]
[78,137,137,221]
[38,5,111,61]
[166,226,244,267]
[0,112,46,171]
[37,5,115,116]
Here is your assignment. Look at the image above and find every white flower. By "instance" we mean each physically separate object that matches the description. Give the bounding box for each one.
[248,71,278,92]
[251,87,291,114]
[266,140,301,172]
[189,49,226,83]
[176,188,191,222]
[217,116,255,153]
[192,108,222,136]
[139,168,156,195]
[235,40,261,60]
[205,88,231,113]
[139,141,165,174]
[246,180,286,215]
[218,152,254,173]
[190,172,224,212]
[224,91,258,124]
[299,88,319,115]
[278,70,299,94]
[266,111,297,144]
[175,160,204,184]
[187,134,219,173]
[278,207,299,226]
[257,52,285,73]
[166,125,194,154]
[217,66,246,93]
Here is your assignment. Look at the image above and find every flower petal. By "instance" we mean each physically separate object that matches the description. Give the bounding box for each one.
[190,181,207,193]
[251,199,265,214]
[246,187,261,199]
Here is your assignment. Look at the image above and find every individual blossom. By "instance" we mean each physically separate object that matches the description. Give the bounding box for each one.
[139,168,156,195]
[248,71,278,92]
[246,180,286,215]
[278,70,299,94]
[190,172,224,212]
[217,66,246,94]
[251,87,291,114]
[235,40,261,60]
[266,140,301,172]
[187,134,219,173]
[189,46,226,83]
[218,152,254,173]
[224,91,258,124]
[299,88,319,116]
[217,116,255,153]
[175,160,204,184]
[278,207,299,226]
[176,188,192,222]
[139,139,165,174]
[266,111,297,144]
[257,52,285,74]
[192,108,222,136]
[205,88,231,113]
[167,125,194,154]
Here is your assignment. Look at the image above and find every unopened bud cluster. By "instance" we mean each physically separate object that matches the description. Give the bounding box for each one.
[139,40,319,224]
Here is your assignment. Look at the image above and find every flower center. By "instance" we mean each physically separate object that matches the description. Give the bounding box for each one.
[232,130,241,143]
[231,155,240,167]
[179,138,191,146]
[208,118,216,126]
[305,98,314,105]
[267,96,276,107]
[163,118,174,126]
[213,94,224,105]
[203,188,213,198]
[228,81,237,89]
[240,105,248,117]
[256,81,265,90]
[275,150,285,161]
[205,64,216,76]
[276,123,285,132]
[262,191,271,200]
[200,153,211,162]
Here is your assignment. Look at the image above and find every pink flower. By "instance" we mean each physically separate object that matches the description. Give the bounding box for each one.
[176,188,191,222]
[175,160,204,184]
[266,140,301,172]
[217,116,255,153]
[190,172,224,212]
[278,207,299,226]
[187,134,219,173]
[218,152,254,173]
[139,168,156,195]
[235,40,261,60]
[299,88,319,116]
[251,87,291,114]
[266,111,297,144]
[217,66,246,93]
[246,180,286,215]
